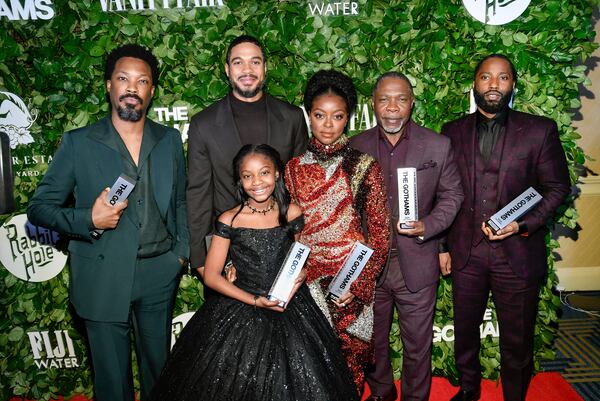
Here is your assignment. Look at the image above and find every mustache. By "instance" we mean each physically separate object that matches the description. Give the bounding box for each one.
[237,74,258,80]
[119,94,144,104]
[484,90,503,97]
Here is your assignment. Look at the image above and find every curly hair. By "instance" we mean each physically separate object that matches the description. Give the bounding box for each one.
[303,70,357,116]
[104,44,160,86]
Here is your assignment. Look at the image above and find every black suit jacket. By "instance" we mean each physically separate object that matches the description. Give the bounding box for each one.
[441,110,570,282]
[187,92,308,267]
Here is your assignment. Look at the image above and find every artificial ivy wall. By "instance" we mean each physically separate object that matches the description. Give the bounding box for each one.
[0,0,596,399]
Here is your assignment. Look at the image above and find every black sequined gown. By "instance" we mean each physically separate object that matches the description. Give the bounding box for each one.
[150,217,359,401]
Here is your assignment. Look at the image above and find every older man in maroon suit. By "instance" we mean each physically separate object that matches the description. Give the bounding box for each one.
[351,72,463,401]
[441,54,570,401]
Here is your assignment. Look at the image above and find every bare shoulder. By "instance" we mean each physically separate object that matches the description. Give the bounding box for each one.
[218,206,243,225]
[287,203,303,221]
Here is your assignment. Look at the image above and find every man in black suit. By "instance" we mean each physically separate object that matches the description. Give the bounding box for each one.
[186,35,308,276]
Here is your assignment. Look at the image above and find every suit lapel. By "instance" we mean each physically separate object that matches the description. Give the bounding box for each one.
[87,117,124,189]
[147,120,171,218]
[214,94,243,161]
[497,111,522,198]
[403,121,425,169]
[460,114,477,204]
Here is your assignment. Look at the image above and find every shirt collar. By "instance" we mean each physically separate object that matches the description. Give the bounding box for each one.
[377,120,411,147]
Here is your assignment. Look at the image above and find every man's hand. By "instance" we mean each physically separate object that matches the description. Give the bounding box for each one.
[91,188,128,229]
[397,220,425,237]
[439,252,452,276]
[481,221,518,241]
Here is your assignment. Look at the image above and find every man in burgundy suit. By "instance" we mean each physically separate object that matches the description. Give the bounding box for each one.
[441,54,570,401]
[351,72,463,401]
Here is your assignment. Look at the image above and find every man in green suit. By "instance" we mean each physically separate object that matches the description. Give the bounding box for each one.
[27,44,189,401]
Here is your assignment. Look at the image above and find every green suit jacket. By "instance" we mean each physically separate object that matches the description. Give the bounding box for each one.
[27,116,189,322]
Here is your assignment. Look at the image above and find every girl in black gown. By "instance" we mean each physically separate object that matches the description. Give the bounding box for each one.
[150,144,358,401]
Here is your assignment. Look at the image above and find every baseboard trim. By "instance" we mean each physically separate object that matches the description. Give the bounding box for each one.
[556,265,600,291]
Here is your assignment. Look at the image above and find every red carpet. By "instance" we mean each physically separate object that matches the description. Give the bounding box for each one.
[10,372,582,401]
[361,373,583,401]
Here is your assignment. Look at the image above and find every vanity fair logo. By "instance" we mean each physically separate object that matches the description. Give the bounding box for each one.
[27,330,80,369]
[308,1,358,16]
[0,214,67,282]
[301,103,376,136]
[0,91,38,149]
[433,308,499,343]
[0,0,54,20]
[171,311,195,348]
[462,0,530,25]
[99,0,224,12]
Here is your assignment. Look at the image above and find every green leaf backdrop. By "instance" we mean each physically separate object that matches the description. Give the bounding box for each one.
[0,0,596,399]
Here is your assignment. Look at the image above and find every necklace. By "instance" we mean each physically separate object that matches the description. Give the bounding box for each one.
[245,199,275,215]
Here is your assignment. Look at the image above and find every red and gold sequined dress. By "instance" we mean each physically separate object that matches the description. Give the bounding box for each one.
[284,136,390,391]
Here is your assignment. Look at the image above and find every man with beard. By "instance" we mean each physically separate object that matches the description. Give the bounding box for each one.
[351,72,463,401]
[187,35,308,278]
[441,54,570,401]
[28,44,189,401]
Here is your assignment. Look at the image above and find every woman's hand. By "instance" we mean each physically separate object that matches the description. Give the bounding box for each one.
[255,296,285,312]
[333,291,356,308]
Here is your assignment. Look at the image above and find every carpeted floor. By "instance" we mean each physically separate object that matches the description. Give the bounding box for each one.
[541,291,600,401]
[361,373,583,401]
[11,293,600,401]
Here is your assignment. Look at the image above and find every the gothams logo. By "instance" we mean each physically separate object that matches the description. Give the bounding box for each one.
[27,330,80,369]
[170,312,195,348]
[462,0,531,25]
[0,91,38,149]
[0,0,54,20]
[0,214,67,282]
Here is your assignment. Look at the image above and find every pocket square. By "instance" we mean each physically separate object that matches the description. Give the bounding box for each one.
[417,160,437,171]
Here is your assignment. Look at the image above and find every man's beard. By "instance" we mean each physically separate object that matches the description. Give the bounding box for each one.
[116,94,144,122]
[474,88,512,115]
[230,75,265,99]
[378,118,406,134]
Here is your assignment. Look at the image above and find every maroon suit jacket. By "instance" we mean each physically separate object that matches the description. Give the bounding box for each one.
[351,121,463,292]
[441,110,570,282]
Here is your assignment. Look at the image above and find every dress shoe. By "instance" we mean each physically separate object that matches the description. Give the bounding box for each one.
[364,389,397,401]
[450,387,480,401]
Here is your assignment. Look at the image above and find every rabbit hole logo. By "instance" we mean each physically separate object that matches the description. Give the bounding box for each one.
[0,214,67,282]
[0,91,38,149]
[462,0,531,25]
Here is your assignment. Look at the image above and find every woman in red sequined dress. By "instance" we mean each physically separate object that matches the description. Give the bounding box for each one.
[285,70,390,392]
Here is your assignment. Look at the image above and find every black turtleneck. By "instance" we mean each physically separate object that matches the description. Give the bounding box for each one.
[230,93,268,145]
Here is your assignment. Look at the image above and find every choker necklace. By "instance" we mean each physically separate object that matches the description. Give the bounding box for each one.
[245,199,275,215]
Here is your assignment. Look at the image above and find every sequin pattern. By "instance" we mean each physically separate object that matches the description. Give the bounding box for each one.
[285,136,391,391]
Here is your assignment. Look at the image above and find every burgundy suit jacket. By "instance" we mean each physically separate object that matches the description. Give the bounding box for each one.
[441,110,570,282]
[350,121,463,292]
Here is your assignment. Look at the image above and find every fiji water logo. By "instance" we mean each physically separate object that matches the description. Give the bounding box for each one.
[0,91,38,149]
[0,214,67,282]
[27,330,80,369]
[462,0,530,25]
